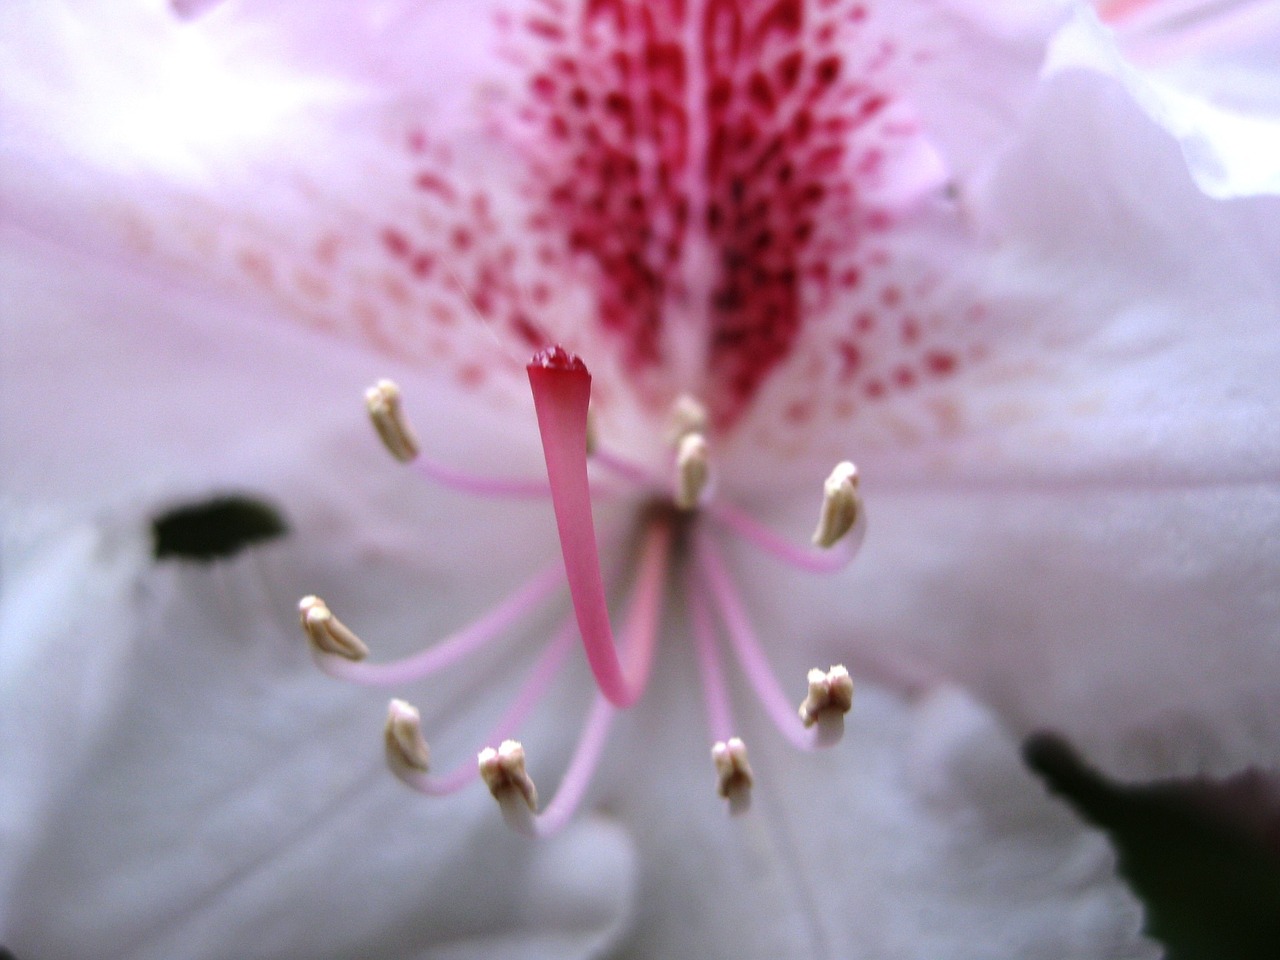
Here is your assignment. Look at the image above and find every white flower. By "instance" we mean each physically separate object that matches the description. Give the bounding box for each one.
[3,1,1278,957]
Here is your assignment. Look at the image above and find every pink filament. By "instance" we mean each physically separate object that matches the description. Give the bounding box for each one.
[397,617,579,796]
[696,529,833,752]
[709,498,862,574]
[314,564,564,687]
[527,349,668,707]
[412,455,551,499]
[591,445,660,490]
[692,588,735,743]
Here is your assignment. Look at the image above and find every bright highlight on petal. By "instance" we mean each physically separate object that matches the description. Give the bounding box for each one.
[6,5,353,188]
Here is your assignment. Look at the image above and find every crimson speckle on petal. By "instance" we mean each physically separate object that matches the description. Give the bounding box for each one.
[90,0,992,445]
[505,0,963,429]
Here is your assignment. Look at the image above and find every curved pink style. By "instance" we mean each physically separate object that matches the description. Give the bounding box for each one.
[527,347,669,708]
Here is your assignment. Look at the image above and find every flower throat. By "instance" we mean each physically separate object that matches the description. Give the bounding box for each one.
[300,346,862,837]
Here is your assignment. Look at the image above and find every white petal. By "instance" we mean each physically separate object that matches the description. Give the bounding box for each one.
[713,30,1280,488]
[873,0,1073,177]
[1,229,341,509]
[1052,4,1280,198]
[837,67,1280,492]
[0,513,146,925]
[1,500,632,959]
[608,648,1156,959]
[0,227,549,513]
[834,482,1280,782]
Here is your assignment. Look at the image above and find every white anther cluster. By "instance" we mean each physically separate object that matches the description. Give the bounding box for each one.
[798,665,854,728]
[812,461,860,548]
[365,379,420,463]
[711,737,754,815]
[298,595,369,661]
[385,699,431,774]
[666,394,708,444]
[478,740,538,812]
[675,433,711,510]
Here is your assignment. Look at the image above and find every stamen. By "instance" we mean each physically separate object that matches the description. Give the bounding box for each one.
[366,378,550,499]
[479,740,539,821]
[674,433,712,510]
[711,738,754,817]
[799,666,855,733]
[589,442,865,571]
[388,618,578,798]
[385,699,432,776]
[812,461,861,549]
[478,692,618,838]
[305,564,564,687]
[298,595,369,661]
[666,394,708,444]
[696,530,849,751]
[526,346,670,707]
[365,379,420,464]
[693,590,753,815]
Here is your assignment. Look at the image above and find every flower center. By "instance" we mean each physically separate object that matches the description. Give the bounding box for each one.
[301,347,863,835]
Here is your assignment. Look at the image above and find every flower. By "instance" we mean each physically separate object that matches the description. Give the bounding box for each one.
[3,0,1279,957]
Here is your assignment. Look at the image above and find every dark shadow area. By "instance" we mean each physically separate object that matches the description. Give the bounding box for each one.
[1025,733,1280,960]
[151,494,288,563]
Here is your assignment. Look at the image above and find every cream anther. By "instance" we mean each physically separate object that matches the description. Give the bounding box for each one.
[385,699,431,775]
[666,394,708,444]
[298,595,369,661]
[675,432,711,510]
[365,379,420,463]
[799,665,854,728]
[812,461,860,548]
[478,740,538,812]
[712,737,754,815]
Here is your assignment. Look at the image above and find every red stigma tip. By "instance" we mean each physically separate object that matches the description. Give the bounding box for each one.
[529,345,588,374]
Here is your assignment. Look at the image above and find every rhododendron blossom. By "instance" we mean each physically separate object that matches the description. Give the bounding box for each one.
[2,1,1279,958]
